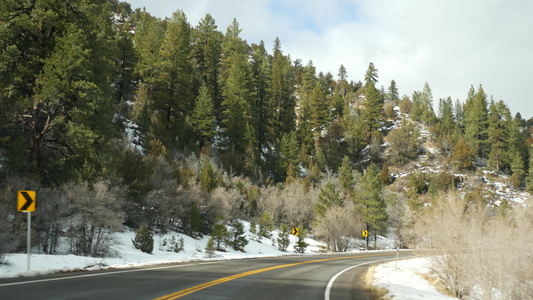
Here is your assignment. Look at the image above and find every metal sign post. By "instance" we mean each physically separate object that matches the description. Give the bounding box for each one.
[26,211,31,271]
[18,190,36,271]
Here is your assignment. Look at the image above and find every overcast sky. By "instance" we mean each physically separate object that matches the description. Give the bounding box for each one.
[126,0,533,118]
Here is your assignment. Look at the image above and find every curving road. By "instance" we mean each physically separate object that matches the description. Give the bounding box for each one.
[0,251,415,300]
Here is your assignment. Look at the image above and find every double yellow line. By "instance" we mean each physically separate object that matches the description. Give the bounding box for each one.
[154,252,406,300]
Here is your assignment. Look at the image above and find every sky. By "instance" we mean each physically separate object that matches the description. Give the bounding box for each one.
[125,0,533,118]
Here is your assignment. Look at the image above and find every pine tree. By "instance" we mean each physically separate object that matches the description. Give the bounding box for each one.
[451,136,474,170]
[354,163,387,249]
[190,202,203,237]
[277,224,290,251]
[226,221,248,251]
[487,100,511,171]
[219,19,255,156]
[294,226,309,254]
[464,85,489,158]
[205,237,216,256]
[194,14,223,120]
[387,80,399,102]
[364,62,379,85]
[313,182,343,217]
[338,156,355,197]
[192,83,216,148]
[259,211,274,238]
[309,82,329,134]
[211,216,227,250]
[154,10,194,148]
[379,162,391,185]
[132,224,154,254]
[361,81,384,142]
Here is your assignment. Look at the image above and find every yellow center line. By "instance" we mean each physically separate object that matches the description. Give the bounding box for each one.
[154,252,412,300]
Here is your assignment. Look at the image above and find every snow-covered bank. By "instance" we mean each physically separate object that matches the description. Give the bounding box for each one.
[372,257,457,299]
[0,227,454,300]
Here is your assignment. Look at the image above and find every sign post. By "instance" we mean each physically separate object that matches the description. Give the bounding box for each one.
[362,230,368,251]
[18,191,36,271]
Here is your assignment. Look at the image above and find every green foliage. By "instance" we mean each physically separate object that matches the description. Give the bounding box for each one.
[170,236,185,253]
[464,85,489,158]
[200,156,217,193]
[451,137,474,170]
[259,211,274,238]
[338,156,355,196]
[277,224,290,252]
[387,121,420,166]
[205,236,216,256]
[211,216,228,251]
[189,202,203,237]
[314,182,343,217]
[294,227,309,254]
[132,224,154,254]
[226,220,248,251]
[379,162,391,185]
[355,163,387,236]
[192,84,217,147]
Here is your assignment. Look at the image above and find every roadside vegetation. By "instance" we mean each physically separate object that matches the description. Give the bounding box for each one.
[1,1,533,296]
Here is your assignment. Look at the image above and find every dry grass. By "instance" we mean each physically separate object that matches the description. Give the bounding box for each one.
[361,265,391,299]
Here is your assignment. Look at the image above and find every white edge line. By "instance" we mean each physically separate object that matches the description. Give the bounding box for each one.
[325,258,398,300]
[0,261,219,288]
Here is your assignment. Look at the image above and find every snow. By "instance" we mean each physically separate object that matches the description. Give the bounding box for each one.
[372,257,458,300]
[0,223,455,300]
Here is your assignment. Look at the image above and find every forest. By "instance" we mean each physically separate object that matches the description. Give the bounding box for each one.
[1,1,533,297]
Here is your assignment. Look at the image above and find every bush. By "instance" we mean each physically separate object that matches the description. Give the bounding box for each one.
[225,221,248,251]
[277,224,290,252]
[294,227,309,254]
[205,237,216,257]
[132,224,154,254]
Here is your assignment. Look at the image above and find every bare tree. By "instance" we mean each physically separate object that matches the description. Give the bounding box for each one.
[313,204,364,252]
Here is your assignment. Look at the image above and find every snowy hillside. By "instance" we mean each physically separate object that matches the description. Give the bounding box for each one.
[0,222,454,299]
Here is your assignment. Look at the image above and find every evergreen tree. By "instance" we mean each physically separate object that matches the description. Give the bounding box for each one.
[199,156,217,193]
[259,211,274,238]
[226,220,248,251]
[194,14,223,120]
[451,136,474,170]
[361,81,384,142]
[250,41,271,166]
[294,226,309,254]
[279,131,300,180]
[211,216,227,251]
[438,97,455,134]
[331,87,345,120]
[309,82,329,134]
[313,182,343,217]
[487,100,511,171]
[277,224,290,251]
[337,65,349,97]
[154,10,194,147]
[132,224,154,254]
[364,62,379,85]
[192,83,217,148]
[338,155,355,197]
[387,80,400,102]
[270,38,296,137]
[219,19,255,157]
[190,202,203,236]
[0,0,120,183]
[354,163,387,249]
[205,237,216,256]
[464,85,489,158]
[379,162,391,185]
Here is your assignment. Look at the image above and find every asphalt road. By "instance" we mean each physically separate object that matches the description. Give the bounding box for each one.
[0,251,415,300]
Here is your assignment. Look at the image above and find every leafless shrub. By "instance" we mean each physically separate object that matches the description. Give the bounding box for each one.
[63,181,125,257]
[413,192,533,299]
[313,204,364,252]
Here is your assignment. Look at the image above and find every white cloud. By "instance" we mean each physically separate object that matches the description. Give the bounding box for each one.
[126,0,533,118]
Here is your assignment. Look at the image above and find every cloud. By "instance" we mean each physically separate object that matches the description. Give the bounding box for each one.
[126,0,533,118]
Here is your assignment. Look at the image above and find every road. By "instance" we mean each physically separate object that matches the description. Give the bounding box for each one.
[0,251,415,300]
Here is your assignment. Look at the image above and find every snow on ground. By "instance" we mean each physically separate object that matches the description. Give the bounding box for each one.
[0,223,453,300]
[372,257,457,300]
